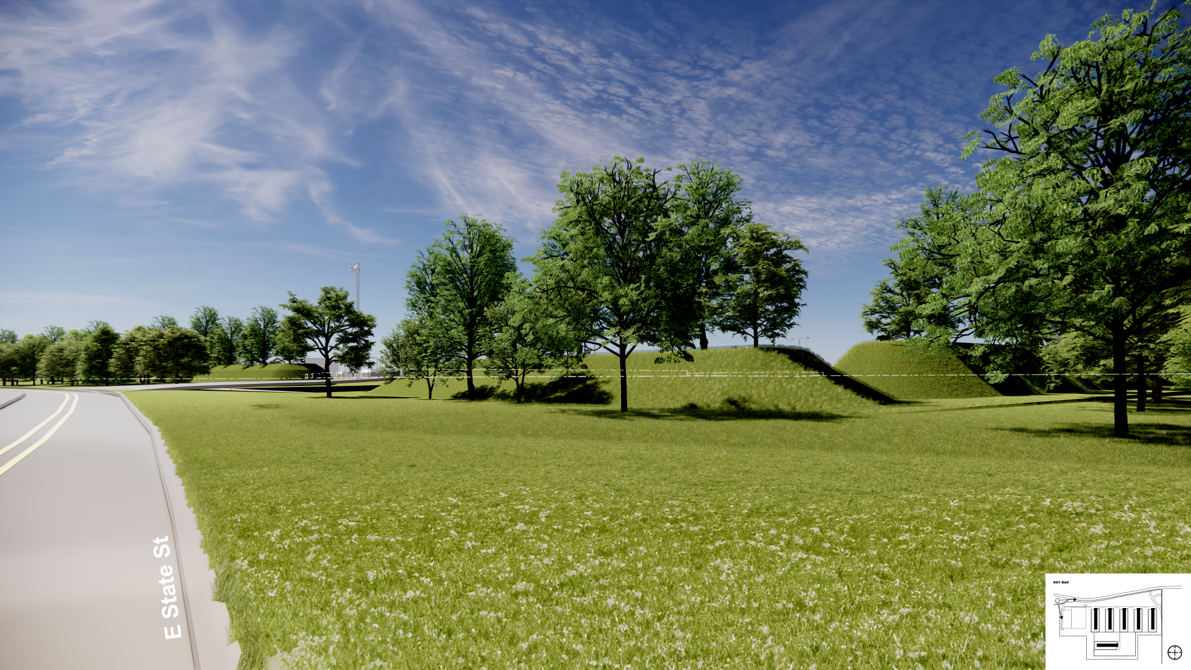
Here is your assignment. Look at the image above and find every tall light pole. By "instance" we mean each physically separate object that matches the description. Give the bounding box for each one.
[349,263,360,310]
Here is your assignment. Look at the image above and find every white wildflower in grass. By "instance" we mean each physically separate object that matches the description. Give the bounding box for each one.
[131,388,1191,668]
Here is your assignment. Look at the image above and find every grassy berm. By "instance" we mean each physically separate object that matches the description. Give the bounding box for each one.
[192,363,322,381]
[128,349,1191,669]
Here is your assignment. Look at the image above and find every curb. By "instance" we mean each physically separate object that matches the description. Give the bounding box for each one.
[82,390,241,670]
[0,392,26,410]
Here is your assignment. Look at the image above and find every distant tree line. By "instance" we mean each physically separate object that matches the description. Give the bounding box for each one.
[859,5,1191,436]
[0,301,333,386]
[383,157,810,411]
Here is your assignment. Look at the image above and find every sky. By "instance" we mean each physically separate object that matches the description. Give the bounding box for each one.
[0,0,1156,365]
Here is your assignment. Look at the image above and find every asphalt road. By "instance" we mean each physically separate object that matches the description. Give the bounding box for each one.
[0,388,239,670]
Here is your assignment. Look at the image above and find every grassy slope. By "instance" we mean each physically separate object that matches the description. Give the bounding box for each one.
[129,389,1191,669]
[834,341,1001,400]
[373,347,882,413]
[192,364,322,381]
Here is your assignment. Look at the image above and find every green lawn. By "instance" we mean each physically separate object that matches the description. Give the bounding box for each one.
[128,386,1191,670]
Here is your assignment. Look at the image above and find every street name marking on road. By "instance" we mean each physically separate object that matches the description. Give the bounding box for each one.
[154,536,186,640]
[0,393,78,478]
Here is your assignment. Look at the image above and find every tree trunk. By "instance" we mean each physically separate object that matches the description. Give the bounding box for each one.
[751,326,758,348]
[619,342,629,413]
[1136,353,1146,413]
[466,361,476,400]
[699,323,709,350]
[1112,324,1129,437]
[426,376,434,400]
[1153,375,1163,404]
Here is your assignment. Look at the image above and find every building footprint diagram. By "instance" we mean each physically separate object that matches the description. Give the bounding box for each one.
[1047,574,1189,669]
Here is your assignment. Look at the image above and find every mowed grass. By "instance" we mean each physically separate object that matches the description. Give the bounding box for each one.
[835,342,1000,400]
[127,387,1191,670]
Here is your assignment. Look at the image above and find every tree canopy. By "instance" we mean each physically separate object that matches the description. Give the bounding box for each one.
[715,222,808,348]
[282,286,376,397]
[877,5,1191,436]
[404,215,517,400]
[530,156,694,412]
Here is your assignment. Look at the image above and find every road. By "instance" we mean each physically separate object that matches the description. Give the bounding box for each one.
[0,388,239,670]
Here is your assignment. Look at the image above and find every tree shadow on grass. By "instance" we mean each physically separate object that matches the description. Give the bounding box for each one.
[556,403,850,423]
[450,376,613,405]
[996,423,1191,445]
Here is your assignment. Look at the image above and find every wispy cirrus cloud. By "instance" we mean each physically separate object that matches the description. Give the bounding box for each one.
[0,0,384,242]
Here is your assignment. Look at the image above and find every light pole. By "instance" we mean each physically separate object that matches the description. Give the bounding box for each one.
[791,336,810,348]
[349,263,360,310]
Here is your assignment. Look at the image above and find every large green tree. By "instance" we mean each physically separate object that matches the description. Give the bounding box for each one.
[38,339,83,384]
[136,327,211,383]
[109,326,158,383]
[862,187,975,341]
[13,334,50,382]
[209,316,246,366]
[921,4,1191,436]
[190,306,221,339]
[238,306,282,365]
[482,276,586,401]
[667,159,753,349]
[404,215,517,400]
[282,286,376,397]
[77,322,121,384]
[378,316,459,400]
[530,156,694,412]
[715,222,809,347]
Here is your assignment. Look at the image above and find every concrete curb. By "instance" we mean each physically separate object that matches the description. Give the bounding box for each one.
[0,392,26,410]
[86,390,241,670]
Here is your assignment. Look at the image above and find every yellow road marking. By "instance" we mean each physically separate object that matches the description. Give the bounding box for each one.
[0,393,78,478]
[0,392,70,459]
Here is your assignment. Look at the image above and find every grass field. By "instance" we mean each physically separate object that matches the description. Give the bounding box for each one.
[128,382,1191,670]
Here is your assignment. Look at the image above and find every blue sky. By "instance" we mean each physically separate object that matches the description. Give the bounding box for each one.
[0,0,1150,364]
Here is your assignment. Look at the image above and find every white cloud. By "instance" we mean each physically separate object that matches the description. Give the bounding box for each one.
[0,0,373,237]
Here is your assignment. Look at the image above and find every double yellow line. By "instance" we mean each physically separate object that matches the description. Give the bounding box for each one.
[0,392,79,478]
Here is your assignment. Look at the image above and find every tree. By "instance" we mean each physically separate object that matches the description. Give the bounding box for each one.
[150,315,179,330]
[137,327,211,383]
[274,324,310,364]
[530,156,693,412]
[667,159,753,349]
[76,322,121,384]
[482,276,586,401]
[109,326,154,383]
[405,215,517,400]
[13,334,50,382]
[931,4,1191,436]
[38,339,83,384]
[42,325,65,343]
[209,316,246,366]
[0,342,15,385]
[715,222,809,347]
[378,316,458,400]
[282,286,376,397]
[238,306,282,365]
[190,306,220,339]
[0,329,17,344]
[863,187,980,342]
